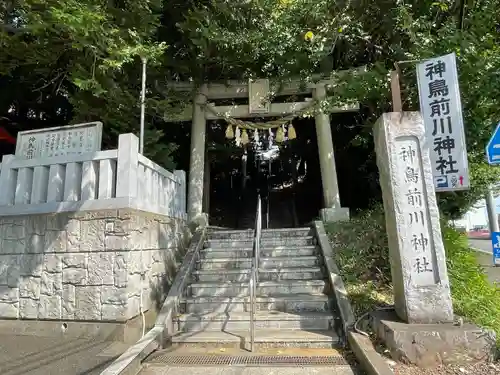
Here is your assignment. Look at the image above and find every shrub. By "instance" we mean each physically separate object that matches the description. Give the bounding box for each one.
[325,205,391,284]
[443,226,500,338]
[324,205,393,316]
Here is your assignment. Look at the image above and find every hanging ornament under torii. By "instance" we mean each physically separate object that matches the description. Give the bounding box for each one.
[225,123,297,144]
[235,126,241,146]
[225,124,234,139]
[253,129,259,143]
[275,125,285,143]
[240,129,249,145]
[288,124,296,140]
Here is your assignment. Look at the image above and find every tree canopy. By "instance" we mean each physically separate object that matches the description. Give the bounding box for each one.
[1,0,500,216]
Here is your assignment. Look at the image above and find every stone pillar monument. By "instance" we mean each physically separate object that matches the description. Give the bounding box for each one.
[374,112,453,323]
[372,112,495,367]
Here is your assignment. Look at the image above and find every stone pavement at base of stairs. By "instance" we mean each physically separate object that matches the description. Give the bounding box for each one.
[139,366,359,375]
[0,334,130,375]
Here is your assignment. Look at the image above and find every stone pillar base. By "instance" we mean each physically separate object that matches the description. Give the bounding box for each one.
[373,310,497,367]
[320,207,350,222]
[189,212,208,231]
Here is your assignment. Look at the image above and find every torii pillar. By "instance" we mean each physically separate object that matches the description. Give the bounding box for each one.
[187,84,208,226]
[313,84,350,222]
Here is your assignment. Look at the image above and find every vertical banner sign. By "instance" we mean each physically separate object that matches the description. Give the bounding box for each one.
[416,52,470,192]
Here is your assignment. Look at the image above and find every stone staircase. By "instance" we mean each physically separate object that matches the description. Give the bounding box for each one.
[169,227,342,349]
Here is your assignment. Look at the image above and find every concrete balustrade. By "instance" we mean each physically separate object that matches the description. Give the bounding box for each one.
[0,133,186,220]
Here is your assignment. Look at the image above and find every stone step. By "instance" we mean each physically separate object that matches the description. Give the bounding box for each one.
[182,294,331,314]
[170,328,341,349]
[192,267,324,282]
[190,280,326,297]
[199,246,317,259]
[176,311,333,331]
[197,256,320,270]
[204,237,315,249]
[207,228,312,240]
[261,227,313,237]
[206,229,253,240]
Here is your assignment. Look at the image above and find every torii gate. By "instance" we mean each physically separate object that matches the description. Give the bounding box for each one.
[166,73,360,225]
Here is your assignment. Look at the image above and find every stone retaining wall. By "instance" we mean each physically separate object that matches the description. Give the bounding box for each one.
[0,209,190,322]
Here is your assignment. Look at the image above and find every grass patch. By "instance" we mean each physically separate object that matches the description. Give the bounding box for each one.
[325,206,500,346]
[443,227,500,335]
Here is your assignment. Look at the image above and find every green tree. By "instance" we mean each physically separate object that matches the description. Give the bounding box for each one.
[173,0,500,217]
[0,0,177,166]
[2,0,500,215]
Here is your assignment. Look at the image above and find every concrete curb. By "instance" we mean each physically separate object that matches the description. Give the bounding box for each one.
[348,332,393,375]
[99,228,207,375]
[473,248,491,255]
[313,221,356,343]
[314,221,394,375]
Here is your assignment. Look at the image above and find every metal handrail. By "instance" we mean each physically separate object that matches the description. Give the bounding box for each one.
[249,194,262,352]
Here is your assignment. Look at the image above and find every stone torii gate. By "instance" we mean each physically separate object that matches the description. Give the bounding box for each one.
[166,75,360,225]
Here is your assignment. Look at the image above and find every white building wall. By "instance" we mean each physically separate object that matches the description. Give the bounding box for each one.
[454,199,490,231]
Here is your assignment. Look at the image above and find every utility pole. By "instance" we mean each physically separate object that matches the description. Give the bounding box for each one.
[486,187,499,233]
[139,57,147,154]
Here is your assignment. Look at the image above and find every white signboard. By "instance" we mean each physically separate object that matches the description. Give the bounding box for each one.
[15,122,103,160]
[416,52,469,192]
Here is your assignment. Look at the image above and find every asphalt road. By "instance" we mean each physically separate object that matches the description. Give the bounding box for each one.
[468,238,493,253]
[468,238,500,285]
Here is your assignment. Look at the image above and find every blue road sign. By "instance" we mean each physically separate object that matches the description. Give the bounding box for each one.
[435,176,448,189]
[491,232,500,266]
[486,122,500,164]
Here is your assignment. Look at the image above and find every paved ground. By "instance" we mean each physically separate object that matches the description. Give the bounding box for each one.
[0,334,129,375]
[467,238,500,285]
[139,366,358,375]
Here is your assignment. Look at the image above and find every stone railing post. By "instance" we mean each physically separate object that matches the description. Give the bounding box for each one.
[116,133,139,199]
[174,170,187,220]
[0,155,16,206]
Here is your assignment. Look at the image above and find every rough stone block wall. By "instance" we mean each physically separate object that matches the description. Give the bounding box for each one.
[0,209,189,322]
